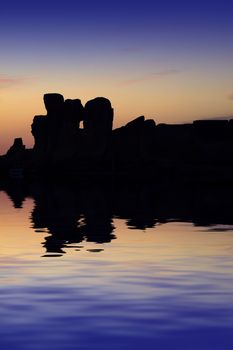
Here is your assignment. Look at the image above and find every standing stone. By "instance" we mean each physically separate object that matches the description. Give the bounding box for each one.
[83,97,113,157]
[6,138,25,156]
[44,93,64,120]
[64,99,84,127]
[6,138,26,170]
[31,115,48,156]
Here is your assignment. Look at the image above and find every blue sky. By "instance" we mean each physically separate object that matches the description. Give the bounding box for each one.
[0,0,233,153]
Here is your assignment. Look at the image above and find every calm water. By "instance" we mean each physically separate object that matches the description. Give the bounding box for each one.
[0,183,233,350]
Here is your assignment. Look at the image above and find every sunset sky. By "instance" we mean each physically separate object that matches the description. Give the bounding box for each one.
[0,0,233,154]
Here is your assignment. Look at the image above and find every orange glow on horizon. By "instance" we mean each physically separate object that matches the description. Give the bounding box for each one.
[0,70,233,154]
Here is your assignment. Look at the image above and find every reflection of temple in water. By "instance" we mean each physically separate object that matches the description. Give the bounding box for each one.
[31,184,116,255]
[2,180,233,256]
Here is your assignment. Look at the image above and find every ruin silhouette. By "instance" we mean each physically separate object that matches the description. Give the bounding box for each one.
[1,93,233,181]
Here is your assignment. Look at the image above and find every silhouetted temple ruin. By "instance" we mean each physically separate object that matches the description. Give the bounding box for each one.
[1,93,233,181]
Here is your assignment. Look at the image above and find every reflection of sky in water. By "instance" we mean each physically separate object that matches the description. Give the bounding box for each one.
[0,190,233,349]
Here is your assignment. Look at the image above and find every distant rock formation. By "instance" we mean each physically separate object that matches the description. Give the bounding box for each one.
[1,92,233,181]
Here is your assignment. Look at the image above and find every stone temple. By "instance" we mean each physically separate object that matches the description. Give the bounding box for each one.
[1,92,233,180]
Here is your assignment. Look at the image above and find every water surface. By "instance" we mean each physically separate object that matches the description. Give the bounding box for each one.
[0,184,233,349]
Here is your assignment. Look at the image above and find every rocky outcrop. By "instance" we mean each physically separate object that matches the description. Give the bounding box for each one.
[1,92,233,180]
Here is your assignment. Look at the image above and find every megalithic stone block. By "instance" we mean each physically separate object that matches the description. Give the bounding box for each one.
[84,97,113,132]
[31,115,48,153]
[5,138,26,170]
[82,97,114,157]
[43,93,64,116]
[7,138,25,155]
[64,99,84,126]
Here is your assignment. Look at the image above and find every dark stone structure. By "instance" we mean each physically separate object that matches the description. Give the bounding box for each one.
[6,138,25,156]
[5,138,26,168]
[31,94,84,164]
[1,92,233,181]
[31,115,48,156]
[83,97,113,158]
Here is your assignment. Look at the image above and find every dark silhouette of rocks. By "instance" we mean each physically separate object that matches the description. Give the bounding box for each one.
[113,116,157,169]
[31,94,84,165]
[31,116,48,156]
[43,93,64,115]
[6,138,25,155]
[1,92,233,181]
[3,138,30,177]
[84,97,113,132]
[83,97,113,158]
[193,119,228,142]
[64,99,84,127]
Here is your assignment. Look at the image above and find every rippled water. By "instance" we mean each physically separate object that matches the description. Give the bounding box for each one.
[0,185,233,350]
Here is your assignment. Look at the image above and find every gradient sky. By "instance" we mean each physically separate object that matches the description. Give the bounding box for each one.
[0,0,233,154]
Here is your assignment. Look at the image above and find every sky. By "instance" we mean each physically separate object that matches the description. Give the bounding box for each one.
[0,0,233,154]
